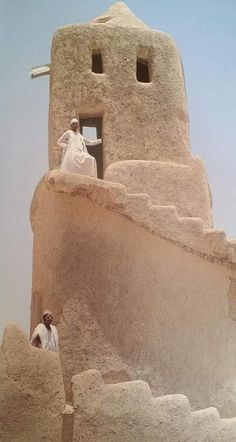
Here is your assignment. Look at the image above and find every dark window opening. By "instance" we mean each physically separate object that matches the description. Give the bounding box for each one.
[80,117,103,179]
[136,58,150,83]
[92,51,103,73]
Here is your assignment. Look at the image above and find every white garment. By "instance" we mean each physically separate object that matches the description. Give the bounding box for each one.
[57,130,101,177]
[31,323,59,352]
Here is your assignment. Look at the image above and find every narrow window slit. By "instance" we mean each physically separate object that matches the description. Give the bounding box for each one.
[92,51,103,73]
[136,58,150,83]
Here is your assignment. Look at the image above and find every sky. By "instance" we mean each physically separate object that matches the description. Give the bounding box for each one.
[0,0,236,338]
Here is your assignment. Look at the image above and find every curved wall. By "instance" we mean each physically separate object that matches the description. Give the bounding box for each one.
[31,174,236,416]
[49,13,190,168]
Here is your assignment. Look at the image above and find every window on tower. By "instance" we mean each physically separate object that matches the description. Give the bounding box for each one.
[92,50,103,73]
[136,58,150,83]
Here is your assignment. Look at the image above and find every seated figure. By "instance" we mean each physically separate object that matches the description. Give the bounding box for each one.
[57,118,101,177]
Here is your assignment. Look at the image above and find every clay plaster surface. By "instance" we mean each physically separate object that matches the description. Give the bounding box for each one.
[0,323,65,442]
[31,171,236,266]
[72,369,236,442]
[27,3,236,439]
[105,157,213,226]
[49,2,190,168]
[31,171,236,416]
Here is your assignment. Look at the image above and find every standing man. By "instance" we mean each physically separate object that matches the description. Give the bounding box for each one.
[31,310,59,352]
[57,117,102,177]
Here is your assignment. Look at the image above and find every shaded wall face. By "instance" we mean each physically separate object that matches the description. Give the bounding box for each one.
[31,185,236,416]
[49,25,190,169]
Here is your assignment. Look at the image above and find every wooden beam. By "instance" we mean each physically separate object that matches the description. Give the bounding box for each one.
[31,64,50,79]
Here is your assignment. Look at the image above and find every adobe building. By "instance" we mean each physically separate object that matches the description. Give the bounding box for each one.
[49,2,191,171]
[1,3,236,441]
[49,2,212,224]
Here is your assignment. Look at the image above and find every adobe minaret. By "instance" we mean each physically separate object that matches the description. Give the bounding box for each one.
[49,2,190,170]
[1,3,236,442]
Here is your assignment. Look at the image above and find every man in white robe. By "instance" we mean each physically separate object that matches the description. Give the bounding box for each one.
[31,310,59,353]
[57,118,102,177]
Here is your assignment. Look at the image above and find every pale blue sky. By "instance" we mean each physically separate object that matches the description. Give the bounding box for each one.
[0,0,236,337]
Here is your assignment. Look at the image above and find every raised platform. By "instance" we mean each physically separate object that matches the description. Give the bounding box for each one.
[30,170,236,417]
[32,170,236,268]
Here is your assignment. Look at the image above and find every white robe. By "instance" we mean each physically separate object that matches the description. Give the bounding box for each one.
[57,130,101,177]
[31,323,59,352]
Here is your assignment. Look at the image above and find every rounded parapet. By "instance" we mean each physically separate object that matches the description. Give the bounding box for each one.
[31,170,235,267]
[71,369,236,441]
[0,323,65,442]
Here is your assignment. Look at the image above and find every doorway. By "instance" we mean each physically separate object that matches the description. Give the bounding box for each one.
[80,117,103,179]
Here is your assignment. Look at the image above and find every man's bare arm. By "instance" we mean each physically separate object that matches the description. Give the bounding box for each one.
[31,334,42,348]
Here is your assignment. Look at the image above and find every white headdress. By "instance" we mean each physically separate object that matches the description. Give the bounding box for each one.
[42,309,53,318]
[70,118,79,124]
